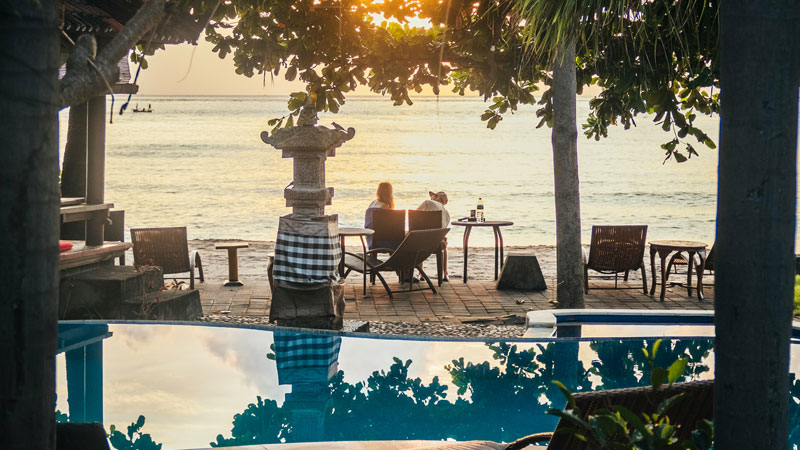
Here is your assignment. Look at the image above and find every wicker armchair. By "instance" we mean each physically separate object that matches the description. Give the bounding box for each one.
[584,225,648,293]
[505,380,714,450]
[130,226,204,289]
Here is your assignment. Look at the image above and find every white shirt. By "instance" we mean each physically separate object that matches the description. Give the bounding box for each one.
[368,199,389,210]
[417,199,450,228]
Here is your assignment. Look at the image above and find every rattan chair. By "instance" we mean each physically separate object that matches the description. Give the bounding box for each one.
[408,209,445,285]
[505,380,714,450]
[584,225,648,293]
[343,228,449,298]
[130,226,204,289]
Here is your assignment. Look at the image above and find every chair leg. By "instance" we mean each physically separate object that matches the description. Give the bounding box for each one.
[640,264,648,294]
[623,270,630,281]
[584,266,589,293]
[436,250,443,286]
[195,252,204,283]
[418,267,437,294]
[190,269,195,290]
[375,272,393,299]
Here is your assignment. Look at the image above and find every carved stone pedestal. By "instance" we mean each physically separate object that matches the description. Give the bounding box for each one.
[269,280,345,329]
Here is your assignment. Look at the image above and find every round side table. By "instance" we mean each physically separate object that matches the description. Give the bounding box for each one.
[649,240,708,301]
[450,220,513,282]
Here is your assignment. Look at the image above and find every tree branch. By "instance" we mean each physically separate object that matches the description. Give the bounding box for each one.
[59,0,166,109]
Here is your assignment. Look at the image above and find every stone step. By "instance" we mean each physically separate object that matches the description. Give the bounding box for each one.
[59,265,200,320]
[120,289,202,320]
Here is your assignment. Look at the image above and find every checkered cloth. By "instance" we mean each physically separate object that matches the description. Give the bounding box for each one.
[273,332,342,371]
[273,215,341,284]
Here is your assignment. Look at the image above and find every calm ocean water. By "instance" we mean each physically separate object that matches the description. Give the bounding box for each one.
[57,95,792,247]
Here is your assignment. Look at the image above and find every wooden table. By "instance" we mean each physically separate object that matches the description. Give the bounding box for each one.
[649,240,708,301]
[451,220,513,282]
[216,242,249,287]
[339,227,374,295]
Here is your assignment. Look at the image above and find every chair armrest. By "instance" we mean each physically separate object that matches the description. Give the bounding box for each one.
[504,432,553,449]
[365,248,393,256]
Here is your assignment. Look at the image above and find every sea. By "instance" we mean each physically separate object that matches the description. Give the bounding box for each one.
[56,95,777,248]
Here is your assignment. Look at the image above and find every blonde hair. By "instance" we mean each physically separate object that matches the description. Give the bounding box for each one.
[376,182,395,209]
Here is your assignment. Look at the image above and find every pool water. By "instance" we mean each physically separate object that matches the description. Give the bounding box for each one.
[55,322,800,449]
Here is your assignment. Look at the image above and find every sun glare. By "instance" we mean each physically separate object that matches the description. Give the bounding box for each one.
[369,12,433,29]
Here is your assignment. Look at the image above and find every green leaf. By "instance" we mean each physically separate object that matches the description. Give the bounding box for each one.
[286,65,297,81]
[667,358,688,384]
[651,339,662,360]
[551,380,578,411]
[651,367,668,390]
[656,392,686,417]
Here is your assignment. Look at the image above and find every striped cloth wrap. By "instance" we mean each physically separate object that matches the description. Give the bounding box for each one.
[273,214,341,284]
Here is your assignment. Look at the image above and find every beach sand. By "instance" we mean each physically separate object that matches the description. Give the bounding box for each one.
[187,239,646,284]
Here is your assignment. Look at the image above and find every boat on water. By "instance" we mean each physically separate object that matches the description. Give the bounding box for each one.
[132,103,153,113]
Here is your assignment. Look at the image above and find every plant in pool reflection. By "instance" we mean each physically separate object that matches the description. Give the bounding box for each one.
[211,340,715,446]
[212,343,592,446]
[588,339,713,390]
[107,415,162,450]
[211,397,289,447]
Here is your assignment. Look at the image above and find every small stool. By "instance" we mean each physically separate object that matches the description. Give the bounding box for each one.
[216,242,249,286]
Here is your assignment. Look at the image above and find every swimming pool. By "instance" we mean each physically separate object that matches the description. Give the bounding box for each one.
[55,321,800,449]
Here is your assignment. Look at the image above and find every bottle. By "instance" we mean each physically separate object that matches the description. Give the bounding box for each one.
[476,198,484,222]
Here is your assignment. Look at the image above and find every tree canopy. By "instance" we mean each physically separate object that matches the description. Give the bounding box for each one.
[160,0,720,162]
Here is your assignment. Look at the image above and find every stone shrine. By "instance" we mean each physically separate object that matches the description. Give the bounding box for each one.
[261,99,355,329]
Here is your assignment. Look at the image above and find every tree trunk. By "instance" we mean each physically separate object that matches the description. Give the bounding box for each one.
[551,40,584,309]
[0,0,61,449]
[715,1,800,449]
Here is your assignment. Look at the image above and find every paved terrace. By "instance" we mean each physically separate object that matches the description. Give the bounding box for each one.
[195,276,714,324]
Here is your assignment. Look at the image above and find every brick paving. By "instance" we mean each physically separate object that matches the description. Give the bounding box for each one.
[195,274,714,324]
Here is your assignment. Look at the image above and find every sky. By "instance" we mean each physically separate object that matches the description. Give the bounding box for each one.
[137,38,306,96]
[137,35,449,97]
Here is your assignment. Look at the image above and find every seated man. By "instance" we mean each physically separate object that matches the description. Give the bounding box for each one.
[417,190,450,281]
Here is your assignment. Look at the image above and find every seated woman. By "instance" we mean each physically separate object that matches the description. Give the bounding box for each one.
[364,181,395,248]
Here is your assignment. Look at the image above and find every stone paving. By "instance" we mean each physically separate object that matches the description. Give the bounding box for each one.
[195,273,714,325]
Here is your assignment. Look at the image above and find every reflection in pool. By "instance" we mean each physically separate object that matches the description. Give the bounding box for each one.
[55,322,800,449]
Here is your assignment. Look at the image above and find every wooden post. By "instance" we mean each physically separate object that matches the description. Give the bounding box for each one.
[86,95,106,245]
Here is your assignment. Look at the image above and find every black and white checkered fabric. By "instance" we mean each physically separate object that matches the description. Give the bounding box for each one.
[274,333,342,371]
[273,232,341,284]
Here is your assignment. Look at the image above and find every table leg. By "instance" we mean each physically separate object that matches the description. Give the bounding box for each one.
[493,226,500,280]
[649,246,657,296]
[498,227,505,270]
[224,248,243,287]
[686,251,695,296]
[696,250,706,301]
[659,251,668,302]
[462,226,472,283]
[359,236,368,296]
